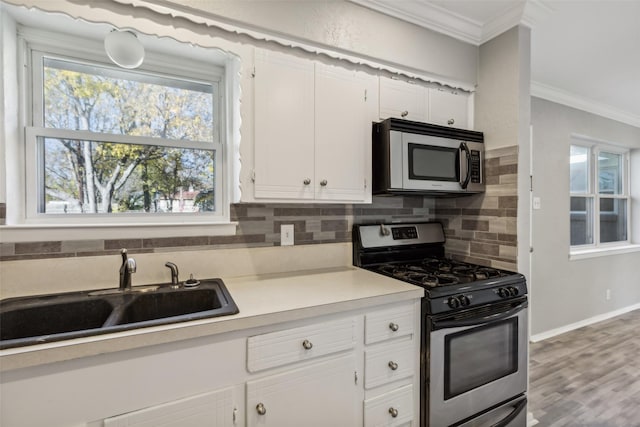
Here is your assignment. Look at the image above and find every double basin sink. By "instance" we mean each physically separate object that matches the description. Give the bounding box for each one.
[0,279,239,349]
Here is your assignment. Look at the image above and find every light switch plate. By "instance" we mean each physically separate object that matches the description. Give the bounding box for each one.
[281,224,294,246]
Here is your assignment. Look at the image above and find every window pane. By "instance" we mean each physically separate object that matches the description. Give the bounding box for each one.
[41,137,215,214]
[570,145,589,193]
[600,198,627,243]
[598,152,622,194]
[570,197,593,245]
[43,58,214,142]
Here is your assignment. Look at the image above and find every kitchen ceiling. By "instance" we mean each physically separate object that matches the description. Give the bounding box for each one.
[351,0,640,127]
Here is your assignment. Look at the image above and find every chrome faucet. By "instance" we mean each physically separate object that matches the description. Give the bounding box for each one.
[119,248,136,291]
[165,262,180,288]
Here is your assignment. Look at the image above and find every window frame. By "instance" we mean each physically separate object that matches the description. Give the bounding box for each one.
[570,136,631,251]
[18,27,230,227]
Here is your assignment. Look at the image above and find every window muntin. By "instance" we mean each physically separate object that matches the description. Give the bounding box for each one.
[27,48,223,221]
[570,141,630,249]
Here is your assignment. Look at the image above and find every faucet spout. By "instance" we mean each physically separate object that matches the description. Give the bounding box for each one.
[119,249,136,291]
[165,262,180,288]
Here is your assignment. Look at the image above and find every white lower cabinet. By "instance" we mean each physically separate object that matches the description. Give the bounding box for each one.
[102,386,242,427]
[246,354,358,427]
[1,299,420,427]
[364,384,414,427]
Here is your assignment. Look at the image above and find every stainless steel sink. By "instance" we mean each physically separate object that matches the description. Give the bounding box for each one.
[0,279,238,349]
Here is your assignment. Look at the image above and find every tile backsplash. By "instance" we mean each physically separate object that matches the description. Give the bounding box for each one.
[0,146,518,270]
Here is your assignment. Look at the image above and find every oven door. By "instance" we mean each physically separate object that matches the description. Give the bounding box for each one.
[428,299,528,427]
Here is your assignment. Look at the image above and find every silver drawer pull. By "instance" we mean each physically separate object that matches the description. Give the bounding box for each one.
[388,361,398,371]
[401,110,408,118]
[447,118,455,125]
[256,402,266,415]
[320,179,328,187]
[389,407,399,418]
[303,178,311,185]
[388,322,399,332]
[302,339,313,350]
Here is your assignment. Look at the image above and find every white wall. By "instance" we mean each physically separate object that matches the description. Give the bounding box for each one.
[530,97,640,336]
[157,0,478,86]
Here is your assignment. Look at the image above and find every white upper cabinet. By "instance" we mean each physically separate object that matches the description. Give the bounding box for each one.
[379,76,473,129]
[253,49,376,203]
[254,50,315,200]
[428,87,470,129]
[379,77,427,122]
[315,63,377,202]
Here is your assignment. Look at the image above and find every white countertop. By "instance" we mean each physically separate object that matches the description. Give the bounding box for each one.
[0,266,423,372]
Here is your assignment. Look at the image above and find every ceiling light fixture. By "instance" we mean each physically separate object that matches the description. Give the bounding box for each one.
[104,29,145,69]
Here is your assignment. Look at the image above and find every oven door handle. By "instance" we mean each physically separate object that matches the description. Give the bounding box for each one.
[491,396,527,427]
[432,301,527,330]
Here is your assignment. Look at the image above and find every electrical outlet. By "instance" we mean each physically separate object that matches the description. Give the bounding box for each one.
[281,224,294,246]
[533,197,541,210]
[606,289,611,300]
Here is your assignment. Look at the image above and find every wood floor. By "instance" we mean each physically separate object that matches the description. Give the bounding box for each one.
[529,309,640,427]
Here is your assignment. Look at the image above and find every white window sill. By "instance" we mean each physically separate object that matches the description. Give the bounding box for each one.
[569,244,640,260]
[0,222,238,243]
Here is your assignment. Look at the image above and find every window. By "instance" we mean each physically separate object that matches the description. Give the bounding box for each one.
[22,30,227,225]
[570,139,630,248]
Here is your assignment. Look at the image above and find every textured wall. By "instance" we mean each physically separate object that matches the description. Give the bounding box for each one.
[436,146,518,271]
[0,196,434,261]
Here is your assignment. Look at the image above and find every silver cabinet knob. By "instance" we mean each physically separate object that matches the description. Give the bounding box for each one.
[388,322,399,332]
[256,402,266,415]
[388,361,398,371]
[401,110,409,118]
[303,178,311,185]
[447,118,455,125]
[389,407,399,418]
[302,339,313,350]
[320,180,328,187]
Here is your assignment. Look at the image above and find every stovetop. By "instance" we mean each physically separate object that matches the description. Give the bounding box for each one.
[376,258,510,288]
[353,222,527,315]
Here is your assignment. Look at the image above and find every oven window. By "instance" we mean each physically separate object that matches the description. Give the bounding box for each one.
[444,318,518,400]
[408,144,458,181]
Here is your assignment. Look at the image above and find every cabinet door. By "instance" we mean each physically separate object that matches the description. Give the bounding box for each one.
[254,49,315,199]
[315,63,377,202]
[379,77,427,121]
[102,387,239,427]
[247,354,358,427]
[428,87,470,129]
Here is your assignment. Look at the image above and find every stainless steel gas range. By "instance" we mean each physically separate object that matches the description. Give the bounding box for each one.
[353,222,528,427]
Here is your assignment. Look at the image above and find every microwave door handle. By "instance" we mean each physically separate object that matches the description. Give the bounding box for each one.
[459,142,472,189]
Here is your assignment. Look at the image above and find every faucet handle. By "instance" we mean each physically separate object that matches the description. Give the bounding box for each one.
[127,258,137,273]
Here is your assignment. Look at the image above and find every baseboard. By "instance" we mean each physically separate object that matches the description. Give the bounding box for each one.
[530,302,640,342]
[527,411,539,426]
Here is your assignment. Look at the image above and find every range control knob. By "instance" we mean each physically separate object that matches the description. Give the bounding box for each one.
[508,286,519,296]
[498,288,510,298]
[447,296,461,309]
[458,295,471,307]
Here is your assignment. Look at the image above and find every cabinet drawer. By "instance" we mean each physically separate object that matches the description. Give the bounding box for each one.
[247,317,355,372]
[364,384,414,427]
[365,303,415,345]
[364,339,415,389]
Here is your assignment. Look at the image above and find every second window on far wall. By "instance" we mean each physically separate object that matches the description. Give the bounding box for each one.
[569,139,630,248]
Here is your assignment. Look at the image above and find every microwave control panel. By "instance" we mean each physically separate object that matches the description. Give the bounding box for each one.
[470,150,481,183]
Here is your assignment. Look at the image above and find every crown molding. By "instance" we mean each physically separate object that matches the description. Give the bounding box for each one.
[349,0,482,45]
[531,81,640,128]
[350,0,555,46]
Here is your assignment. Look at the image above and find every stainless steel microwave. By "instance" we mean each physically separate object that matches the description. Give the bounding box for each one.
[372,118,485,195]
